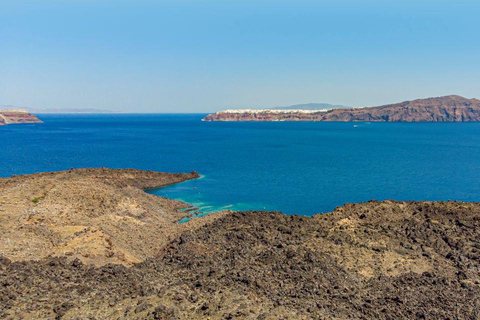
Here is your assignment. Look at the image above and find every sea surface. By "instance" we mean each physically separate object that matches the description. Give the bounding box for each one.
[2,114,480,216]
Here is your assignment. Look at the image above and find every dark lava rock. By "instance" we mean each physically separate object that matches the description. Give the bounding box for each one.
[1,200,480,319]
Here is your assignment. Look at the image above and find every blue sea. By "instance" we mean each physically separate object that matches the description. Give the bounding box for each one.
[2,114,480,215]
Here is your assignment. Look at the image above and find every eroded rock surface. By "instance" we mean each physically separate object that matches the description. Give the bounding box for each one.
[0,168,224,266]
[1,197,479,319]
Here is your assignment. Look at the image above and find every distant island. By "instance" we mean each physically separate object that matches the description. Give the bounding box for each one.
[0,110,42,126]
[203,95,480,122]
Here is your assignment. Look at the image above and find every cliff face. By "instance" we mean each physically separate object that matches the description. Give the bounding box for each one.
[0,110,42,126]
[322,95,480,122]
[203,95,480,122]
[203,110,327,121]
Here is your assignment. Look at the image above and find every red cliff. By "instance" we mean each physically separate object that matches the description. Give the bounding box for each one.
[0,110,43,126]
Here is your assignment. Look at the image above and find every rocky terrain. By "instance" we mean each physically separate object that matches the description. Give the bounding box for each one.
[203,95,480,122]
[0,169,479,319]
[0,110,42,126]
[0,168,225,266]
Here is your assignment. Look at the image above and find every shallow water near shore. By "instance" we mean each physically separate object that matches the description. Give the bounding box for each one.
[2,113,480,215]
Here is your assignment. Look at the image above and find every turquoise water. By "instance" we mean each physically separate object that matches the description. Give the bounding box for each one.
[2,114,480,215]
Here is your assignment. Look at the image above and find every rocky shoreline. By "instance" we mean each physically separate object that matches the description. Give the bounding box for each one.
[0,168,227,267]
[1,169,480,319]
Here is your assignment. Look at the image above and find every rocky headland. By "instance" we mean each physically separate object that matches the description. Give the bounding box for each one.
[0,110,42,126]
[203,95,480,122]
[1,169,480,319]
[0,168,226,267]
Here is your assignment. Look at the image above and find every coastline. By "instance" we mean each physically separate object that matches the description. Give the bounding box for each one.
[143,173,205,192]
[0,168,223,267]
[1,168,479,319]
[0,110,42,126]
[203,95,480,122]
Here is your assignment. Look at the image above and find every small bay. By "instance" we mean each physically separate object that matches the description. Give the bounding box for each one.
[2,113,480,215]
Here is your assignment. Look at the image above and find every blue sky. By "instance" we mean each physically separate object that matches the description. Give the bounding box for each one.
[1,0,479,112]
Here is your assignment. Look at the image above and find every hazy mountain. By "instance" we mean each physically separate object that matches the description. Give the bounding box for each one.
[25,108,119,114]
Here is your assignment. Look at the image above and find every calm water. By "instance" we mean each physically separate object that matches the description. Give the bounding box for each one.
[2,114,480,215]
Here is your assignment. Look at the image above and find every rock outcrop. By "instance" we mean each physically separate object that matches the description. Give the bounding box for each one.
[0,168,225,267]
[0,110,42,126]
[203,95,480,122]
[1,168,479,320]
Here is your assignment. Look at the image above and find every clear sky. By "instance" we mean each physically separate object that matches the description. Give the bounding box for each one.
[1,0,480,113]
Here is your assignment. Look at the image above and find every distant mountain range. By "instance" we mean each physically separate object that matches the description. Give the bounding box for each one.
[273,103,351,110]
[26,108,118,114]
[204,95,480,122]
[0,106,118,114]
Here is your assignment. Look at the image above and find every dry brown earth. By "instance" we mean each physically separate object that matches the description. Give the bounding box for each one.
[0,169,479,319]
[0,168,225,266]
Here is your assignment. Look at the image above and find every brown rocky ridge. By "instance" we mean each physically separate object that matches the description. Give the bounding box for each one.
[203,95,480,122]
[1,169,480,319]
[0,168,226,267]
[0,110,42,126]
